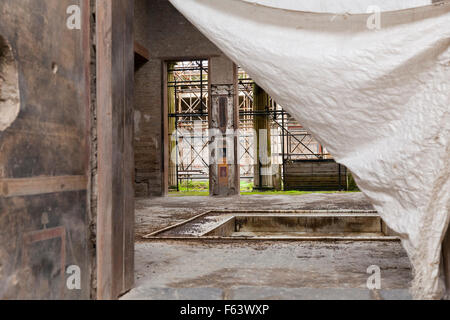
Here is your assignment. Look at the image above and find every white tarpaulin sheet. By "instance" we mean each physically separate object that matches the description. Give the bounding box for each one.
[243,0,432,13]
[169,0,450,299]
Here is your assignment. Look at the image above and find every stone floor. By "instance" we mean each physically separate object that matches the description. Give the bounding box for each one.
[126,193,413,300]
[135,192,374,239]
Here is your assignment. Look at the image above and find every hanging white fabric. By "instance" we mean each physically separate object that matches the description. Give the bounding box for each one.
[243,0,432,13]
[169,0,450,299]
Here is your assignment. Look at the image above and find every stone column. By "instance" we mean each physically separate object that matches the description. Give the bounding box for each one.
[167,62,177,189]
[208,56,239,196]
[253,84,274,190]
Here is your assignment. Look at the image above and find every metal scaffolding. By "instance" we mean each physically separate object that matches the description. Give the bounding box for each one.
[168,62,332,191]
[168,60,209,191]
[238,67,255,178]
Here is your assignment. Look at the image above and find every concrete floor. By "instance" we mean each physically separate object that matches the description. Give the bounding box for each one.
[127,193,413,300]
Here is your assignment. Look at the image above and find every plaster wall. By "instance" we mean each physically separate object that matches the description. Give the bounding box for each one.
[0,0,92,299]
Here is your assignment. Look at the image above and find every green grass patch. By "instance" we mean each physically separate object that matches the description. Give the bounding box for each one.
[175,180,209,192]
[240,180,254,192]
[347,172,360,191]
[169,191,209,197]
[241,190,344,196]
[169,189,355,197]
[169,178,358,197]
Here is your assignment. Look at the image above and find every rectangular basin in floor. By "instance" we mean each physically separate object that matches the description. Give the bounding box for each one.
[203,214,396,239]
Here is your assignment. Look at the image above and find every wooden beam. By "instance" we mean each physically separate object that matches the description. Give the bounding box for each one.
[123,0,136,295]
[96,0,135,300]
[0,176,87,197]
[134,41,149,70]
[134,41,150,61]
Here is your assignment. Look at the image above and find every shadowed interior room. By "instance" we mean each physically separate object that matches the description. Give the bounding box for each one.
[0,0,449,301]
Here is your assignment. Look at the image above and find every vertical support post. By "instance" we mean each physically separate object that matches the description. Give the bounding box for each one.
[281,108,286,190]
[167,63,177,189]
[162,61,169,196]
[96,0,135,300]
[200,60,204,115]
[209,56,240,196]
[253,84,273,190]
[175,115,180,192]
[338,164,343,191]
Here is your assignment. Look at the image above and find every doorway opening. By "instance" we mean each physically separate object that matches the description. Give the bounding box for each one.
[167,60,210,194]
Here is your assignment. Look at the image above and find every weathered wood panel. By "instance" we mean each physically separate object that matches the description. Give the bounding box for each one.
[0,0,92,299]
[284,160,347,191]
[123,0,136,296]
[96,0,135,300]
[0,176,87,198]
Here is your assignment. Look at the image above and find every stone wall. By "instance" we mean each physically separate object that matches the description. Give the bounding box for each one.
[134,0,226,197]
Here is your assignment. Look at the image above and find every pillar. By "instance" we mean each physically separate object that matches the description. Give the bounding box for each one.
[208,56,239,196]
[253,84,274,190]
[167,62,177,189]
[96,0,135,300]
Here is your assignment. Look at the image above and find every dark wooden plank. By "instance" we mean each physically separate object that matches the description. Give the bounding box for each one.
[97,0,114,300]
[284,160,347,191]
[285,173,345,178]
[0,176,87,197]
[284,176,342,181]
[134,41,150,61]
[96,0,134,300]
[123,0,135,294]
